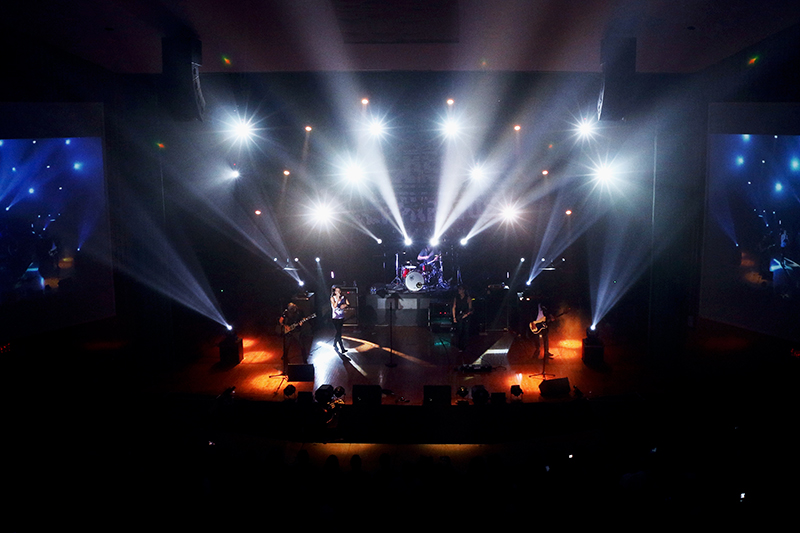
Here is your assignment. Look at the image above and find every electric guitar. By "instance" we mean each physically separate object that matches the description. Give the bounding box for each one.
[529,308,570,334]
[455,310,472,322]
[280,313,316,335]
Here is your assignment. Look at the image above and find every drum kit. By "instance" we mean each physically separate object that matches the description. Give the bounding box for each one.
[393,253,448,292]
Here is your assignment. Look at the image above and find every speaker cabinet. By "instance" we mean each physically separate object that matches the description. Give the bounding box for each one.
[423,385,451,406]
[161,34,205,121]
[287,364,315,382]
[539,377,571,397]
[219,335,242,365]
[597,37,636,121]
[353,384,382,406]
[582,339,605,366]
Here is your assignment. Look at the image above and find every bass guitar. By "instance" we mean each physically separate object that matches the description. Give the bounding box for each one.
[529,308,570,334]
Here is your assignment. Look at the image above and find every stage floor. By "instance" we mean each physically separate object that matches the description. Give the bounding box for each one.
[154,320,658,405]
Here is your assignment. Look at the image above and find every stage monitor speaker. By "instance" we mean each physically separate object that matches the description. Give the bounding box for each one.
[161,33,205,121]
[490,392,507,405]
[287,364,315,382]
[423,385,451,406]
[297,391,313,404]
[597,37,636,121]
[539,377,571,397]
[353,384,382,406]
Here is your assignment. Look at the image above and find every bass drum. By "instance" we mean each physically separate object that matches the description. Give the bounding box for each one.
[405,271,425,292]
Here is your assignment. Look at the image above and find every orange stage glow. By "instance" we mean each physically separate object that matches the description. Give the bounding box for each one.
[557,338,583,351]
[241,337,257,348]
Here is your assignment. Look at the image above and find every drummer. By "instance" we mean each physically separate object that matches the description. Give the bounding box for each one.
[417,244,440,266]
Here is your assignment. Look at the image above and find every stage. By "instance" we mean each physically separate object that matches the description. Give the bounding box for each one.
[160,315,655,407]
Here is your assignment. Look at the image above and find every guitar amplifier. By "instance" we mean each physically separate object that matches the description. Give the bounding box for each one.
[340,287,358,325]
[291,292,316,317]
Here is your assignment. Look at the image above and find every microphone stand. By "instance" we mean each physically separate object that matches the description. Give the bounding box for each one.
[529,326,553,380]
[386,296,397,367]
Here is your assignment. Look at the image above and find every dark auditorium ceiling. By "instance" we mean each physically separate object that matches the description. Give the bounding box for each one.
[4,0,799,75]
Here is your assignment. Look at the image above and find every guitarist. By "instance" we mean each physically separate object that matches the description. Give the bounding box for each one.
[529,303,552,359]
[452,285,473,351]
[279,302,308,364]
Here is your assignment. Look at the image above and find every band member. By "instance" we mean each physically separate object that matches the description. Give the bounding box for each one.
[330,286,350,353]
[529,303,552,359]
[417,244,440,265]
[452,285,473,351]
[279,302,307,364]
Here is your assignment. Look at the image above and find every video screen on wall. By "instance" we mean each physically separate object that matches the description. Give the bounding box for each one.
[0,103,115,341]
[700,104,800,342]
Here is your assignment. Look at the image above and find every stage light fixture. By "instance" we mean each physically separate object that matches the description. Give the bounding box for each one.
[361,98,369,105]
[514,124,521,131]
[310,201,335,226]
[404,237,413,246]
[225,324,233,331]
[283,169,291,176]
[298,280,305,287]
[305,125,312,132]
[315,257,320,263]
[460,238,468,246]
[345,162,365,184]
[254,210,262,215]
[576,118,596,138]
[501,204,519,222]
[368,118,385,137]
[376,238,383,244]
[510,385,523,399]
[229,170,240,179]
[284,384,297,400]
[594,164,614,183]
[469,164,486,182]
[471,385,489,405]
[441,117,460,138]
[430,237,440,247]
[232,118,256,141]
[315,384,334,404]
[565,210,572,215]
[446,98,455,106]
